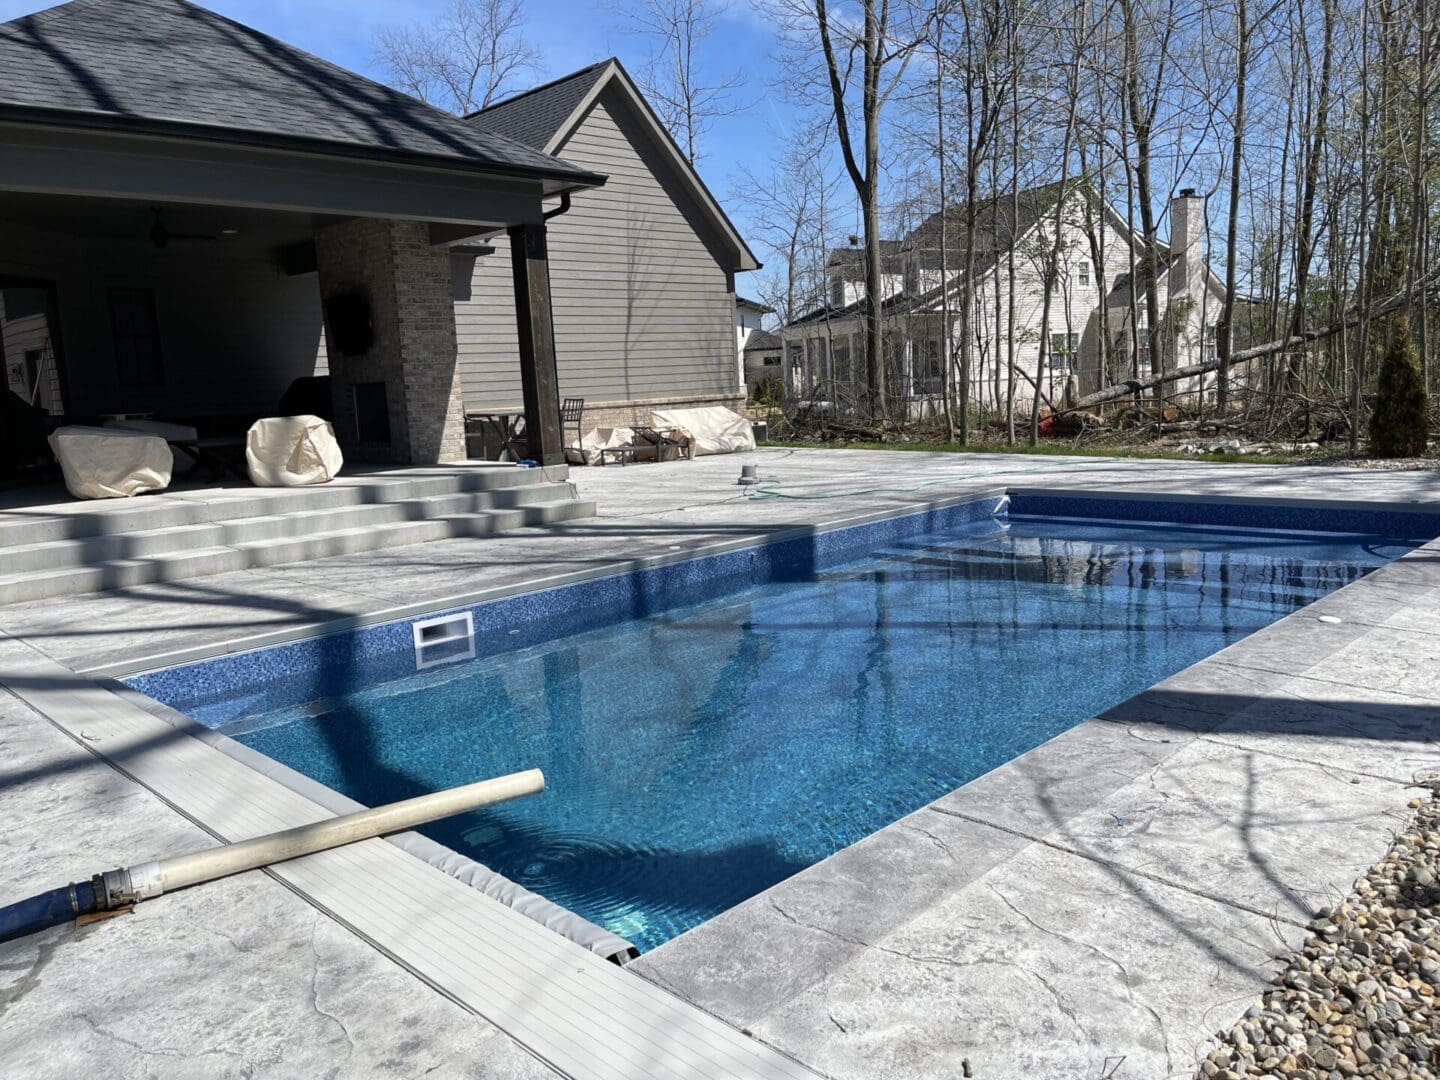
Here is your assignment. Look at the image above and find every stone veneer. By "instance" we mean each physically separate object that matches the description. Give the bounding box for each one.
[315,218,467,464]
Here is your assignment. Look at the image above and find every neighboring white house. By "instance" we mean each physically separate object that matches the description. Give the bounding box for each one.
[742,329,784,399]
[735,294,771,394]
[778,183,1228,413]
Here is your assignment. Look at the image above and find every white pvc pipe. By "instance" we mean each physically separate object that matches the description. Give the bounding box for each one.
[138,770,543,895]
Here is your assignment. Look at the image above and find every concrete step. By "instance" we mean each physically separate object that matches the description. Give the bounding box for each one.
[235,500,594,568]
[0,547,252,605]
[0,496,596,605]
[0,486,579,574]
[0,464,567,549]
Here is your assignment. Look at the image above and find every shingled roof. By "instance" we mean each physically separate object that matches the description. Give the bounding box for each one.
[463,61,610,150]
[0,0,603,189]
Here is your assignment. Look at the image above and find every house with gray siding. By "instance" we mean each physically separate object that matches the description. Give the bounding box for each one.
[461,60,761,429]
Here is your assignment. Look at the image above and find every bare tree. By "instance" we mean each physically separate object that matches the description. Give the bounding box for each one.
[1215,0,1259,409]
[373,0,540,115]
[734,128,840,325]
[615,0,744,163]
[1284,0,1337,391]
[1117,0,1175,403]
[768,0,943,418]
[951,0,1006,443]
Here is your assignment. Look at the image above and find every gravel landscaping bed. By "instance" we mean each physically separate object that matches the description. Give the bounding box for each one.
[1197,784,1440,1079]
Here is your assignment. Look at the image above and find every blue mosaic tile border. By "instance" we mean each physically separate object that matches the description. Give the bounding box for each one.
[1008,492,1440,541]
[126,494,1008,728]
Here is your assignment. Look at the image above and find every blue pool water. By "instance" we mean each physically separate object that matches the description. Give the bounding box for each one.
[191,513,1415,952]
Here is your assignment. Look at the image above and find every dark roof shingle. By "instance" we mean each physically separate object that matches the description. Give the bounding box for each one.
[464,61,610,150]
[0,0,600,185]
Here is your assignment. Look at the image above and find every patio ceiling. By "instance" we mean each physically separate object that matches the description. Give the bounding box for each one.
[0,190,332,254]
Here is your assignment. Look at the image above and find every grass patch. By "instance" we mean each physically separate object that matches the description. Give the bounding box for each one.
[772,438,1308,466]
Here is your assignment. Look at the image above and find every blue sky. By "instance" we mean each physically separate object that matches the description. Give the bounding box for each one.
[0,0,795,291]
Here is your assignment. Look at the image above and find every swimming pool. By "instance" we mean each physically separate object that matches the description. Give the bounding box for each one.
[129,497,1424,952]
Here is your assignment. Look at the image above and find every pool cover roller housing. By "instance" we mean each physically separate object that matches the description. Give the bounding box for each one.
[0,769,544,945]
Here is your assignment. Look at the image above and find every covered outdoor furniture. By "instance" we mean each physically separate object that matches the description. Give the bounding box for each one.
[586,426,693,466]
[48,425,172,499]
[104,418,197,475]
[633,427,692,462]
[650,406,755,455]
[573,426,635,467]
[245,415,343,487]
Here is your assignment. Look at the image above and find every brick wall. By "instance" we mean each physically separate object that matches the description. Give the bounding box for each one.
[315,219,466,464]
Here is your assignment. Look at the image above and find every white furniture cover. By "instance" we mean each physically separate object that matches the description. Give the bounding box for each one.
[48,425,173,499]
[650,406,755,455]
[246,415,343,487]
[103,419,200,475]
[570,426,636,466]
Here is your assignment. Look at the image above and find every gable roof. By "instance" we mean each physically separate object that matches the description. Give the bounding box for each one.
[467,58,760,272]
[902,180,1068,262]
[0,0,603,192]
[462,62,611,151]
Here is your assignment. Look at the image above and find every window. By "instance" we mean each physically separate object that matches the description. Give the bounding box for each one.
[109,288,164,387]
[924,340,943,380]
[763,355,781,367]
[1050,332,1079,371]
[830,278,846,307]
[1203,326,1217,364]
[913,339,943,392]
[1077,260,1091,287]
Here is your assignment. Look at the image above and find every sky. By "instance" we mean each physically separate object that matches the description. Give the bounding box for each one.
[0,0,804,294]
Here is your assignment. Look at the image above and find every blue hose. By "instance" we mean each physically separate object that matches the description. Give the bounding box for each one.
[0,878,100,944]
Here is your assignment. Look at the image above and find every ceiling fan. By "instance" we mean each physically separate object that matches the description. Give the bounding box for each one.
[148,206,216,249]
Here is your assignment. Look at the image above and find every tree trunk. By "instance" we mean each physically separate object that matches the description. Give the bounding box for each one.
[1217,0,1248,412]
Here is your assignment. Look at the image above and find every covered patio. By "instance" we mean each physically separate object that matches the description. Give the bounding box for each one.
[0,0,601,484]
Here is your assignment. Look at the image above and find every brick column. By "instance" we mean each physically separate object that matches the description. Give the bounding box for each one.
[314,218,466,464]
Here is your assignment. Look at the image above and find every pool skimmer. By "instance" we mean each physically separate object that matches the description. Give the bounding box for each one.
[413,613,476,670]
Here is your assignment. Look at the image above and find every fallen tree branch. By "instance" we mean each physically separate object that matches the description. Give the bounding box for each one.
[1063,274,1440,412]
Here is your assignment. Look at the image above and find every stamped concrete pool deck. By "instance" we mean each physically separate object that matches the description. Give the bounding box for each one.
[3,448,1440,1079]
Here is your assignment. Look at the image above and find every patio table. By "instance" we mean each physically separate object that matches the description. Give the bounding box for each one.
[171,435,248,482]
[468,411,528,461]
